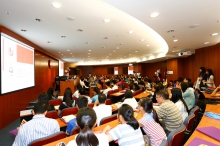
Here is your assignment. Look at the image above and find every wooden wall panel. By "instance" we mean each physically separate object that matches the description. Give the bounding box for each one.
[0,27,59,129]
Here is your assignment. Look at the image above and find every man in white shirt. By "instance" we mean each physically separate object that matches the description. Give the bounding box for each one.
[93,94,112,126]
[103,81,112,97]
[78,88,92,104]
[13,102,59,146]
[111,80,118,90]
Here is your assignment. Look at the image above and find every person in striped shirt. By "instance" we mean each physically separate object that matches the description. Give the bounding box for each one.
[103,104,145,146]
[138,97,167,146]
[13,102,60,146]
[156,90,183,136]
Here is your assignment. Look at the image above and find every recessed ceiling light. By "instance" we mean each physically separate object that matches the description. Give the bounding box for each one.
[124,56,126,57]
[128,48,131,50]
[67,50,70,51]
[190,24,200,28]
[109,54,112,55]
[102,46,105,48]
[135,51,138,52]
[21,29,27,32]
[52,2,61,8]
[35,18,42,22]
[172,51,176,52]
[58,52,60,53]
[128,30,134,34]
[61,36,66,38]
[70,53,72,54]
[150,12,159,18]
[204,42,209,44]
[113,50,115,52]
[211,33,219,36]
[6,11,10,14]
[61,54,63,55]
[116,47,119,49]
[86,42,89,44]
[103,19,110,23]
[142,57,147,61]
[129,54,131,55]
[140,39,145,41]
[173,39,178,42]
[77,29,83,32]
[67,16,74,21]
[47,41,51,43]
[88,53,90,54]
[88,50,91,51]
[146,45,150,47]
[88,56,90,57]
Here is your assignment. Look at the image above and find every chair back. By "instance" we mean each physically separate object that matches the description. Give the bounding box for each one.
[123,82,129,89]
[45,111,58,119]
[167,124,186,146]
[107,90,114,99]
[71,127,80,135]
[72,96,77,101]
[99,114,117,125]
[87,103,94,108]
[183,113,195,132]
[105,99,111,105]
[133,91,138,96]
[190,106,199,120]
[28,131,66,146]
[61,107,78,117]
[49,99,62,106]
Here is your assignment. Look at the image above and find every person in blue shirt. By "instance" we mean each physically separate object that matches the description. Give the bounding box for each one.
[91,87,100,103]
[66,96,88,135]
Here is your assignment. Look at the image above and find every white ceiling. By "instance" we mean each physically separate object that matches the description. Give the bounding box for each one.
[0,0,220,65]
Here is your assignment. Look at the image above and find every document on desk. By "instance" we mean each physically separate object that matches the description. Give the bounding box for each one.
[61,115,76,123]
[188,137,218,146]
[197,126,220,141]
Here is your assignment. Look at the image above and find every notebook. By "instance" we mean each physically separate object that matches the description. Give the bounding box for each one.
[197,126,220,141]
[188,137,218,146]
[61,115,76,123]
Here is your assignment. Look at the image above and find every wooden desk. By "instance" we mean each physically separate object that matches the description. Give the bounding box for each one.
[44,112,143,146]
[60,80,75,96]
[134,91,151,99]
[202,92,220,103]
[184,104,220,146]
[56,118,67,128]
[111,92,124,97]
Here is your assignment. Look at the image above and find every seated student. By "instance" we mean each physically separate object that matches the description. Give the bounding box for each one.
[133,83,140,91]
[67,107,109,146]
[79,88,92,104]
[103,81,112,97]
[156,90,183,136]
[66,96,88,135]
[93,94,112,126]
[91,87,100,103]
[13,102,59,146]
[103,104,145,146]
[47,87,57,100]
[111,80,118,90]
[72,84,82,98]
[184,77,191,83]
[152,83,164,103]
[121,90,138,110]
[144,78,151,90]
[58,88,75,116]
[38,92,55,111]
[168,80,174,88]
[138,98,167,146]
[170,88,188,121]
[181,82,195,111]
[211,86,220,96]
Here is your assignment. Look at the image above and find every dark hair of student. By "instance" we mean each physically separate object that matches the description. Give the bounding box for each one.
[98,94,107,104]
[156,90,169,100]
[188,82,193,88]
[199,67,206,75]
[38,92,49,103]
[34,102,48,114]
[76,96,88,109]
[138,98,161,125]
[206,69,214,79]
[134,83,140,91]
[76,84,83,90]
[106,81,111,87]
[181,82,188,93]
[93,87,100,95]
[118,104,139,130]
[170,88,189,112]
[185,78,191,82]
[76,107,99,146]
[47,87,54,100]
[63,88,74,107]
[79,88,86,95]
[125,90,133,99]
[129,84,134,90]
[177,77,183,82]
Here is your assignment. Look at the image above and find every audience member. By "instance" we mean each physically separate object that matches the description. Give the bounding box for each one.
[204,69,215,88]
[38,92,55,111]
[72,84,82,98]
[181,82,195,111]
[121,90,138,109]
[111,80,118,90]
[79,88,92,104]
[103,81,112,97]
[91,87,100,103]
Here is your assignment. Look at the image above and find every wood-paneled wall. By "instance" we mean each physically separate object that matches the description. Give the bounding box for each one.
[0,26,59,129]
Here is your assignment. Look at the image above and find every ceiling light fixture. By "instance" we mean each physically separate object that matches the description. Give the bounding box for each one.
[135,51,138,52]
[204,42,209,44]
[58,52,60,53]
[35,18,42,22]
[140,39,145,42]
[190,24,200,28]
[146,45,150,47]
[70,53,72,54]
[129,54,131,55]
[67,16,74,21]
[67,50,70,51]
[88,53,90,54]
[6,11,10,14]
[104,19,110,23]
[150,12,159,18]
[77,29,83,32]
[173,39,178,42]
[88,50,91,51]
[21,29,27,32]
[128,30,134,34]
[61,36,66,38]
[47,41,51,43]
[52,2,61,8]
[172,51,176,52]
[212,33,219,36]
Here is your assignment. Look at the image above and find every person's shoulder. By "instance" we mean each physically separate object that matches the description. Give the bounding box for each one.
[67,139,77,146]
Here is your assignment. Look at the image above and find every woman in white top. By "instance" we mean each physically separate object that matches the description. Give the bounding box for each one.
[204,69,215,88]
[122,90,138,110]
[170,88,188,121]
[67,107,109,146]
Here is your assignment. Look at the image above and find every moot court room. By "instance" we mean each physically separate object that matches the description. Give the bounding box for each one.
[1,0,220,146]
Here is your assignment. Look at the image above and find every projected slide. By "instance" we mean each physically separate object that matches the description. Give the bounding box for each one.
[59,60,64,76]
[1,33,35,94]
[128,66,134,74]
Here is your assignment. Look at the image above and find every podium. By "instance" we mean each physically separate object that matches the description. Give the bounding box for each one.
[60,80,75,96]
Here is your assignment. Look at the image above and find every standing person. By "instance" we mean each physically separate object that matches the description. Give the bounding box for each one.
[156,90,183,136]
[204,69,215,88]
[138,98,167,146]
[195,67,207,89]
[67,107,109,146]
[13,102,59,146]
[103,104,145,146]
[181,82,195,111]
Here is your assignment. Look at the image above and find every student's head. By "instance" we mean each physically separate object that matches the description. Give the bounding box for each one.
[200,67,206,74]
[47,88,54,100]
[156,90,169,104]
[180,82,188,93]
[125,90,133,99]
[93,87,100,95]
[206,69,214,77]
[98,94,107,104]
[64,87,72,95]
[169,80,173,86]
[112,80,117,85]
[138,97,161,125]
[184,78,191,83]
[76,107,98,146]
[79,88,86,95]
[33,102,48,115]
[118,104,139,130]
[38,92,49,103]
[188,82,193,88]
[106,81,110,87]
[76,84,82,90]
[76,96,88,109]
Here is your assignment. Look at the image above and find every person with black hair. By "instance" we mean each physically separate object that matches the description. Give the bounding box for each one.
[66,96,89,135]
[156,90,183,136]
[13,102,59,146]
[93,94,112,126]
[195,67,207,89]
[120,90,138,109]
[138,98,167,146]
[204,69,215,88]
[170,88,188,121]
[103,81,112,97]
[111,80,118,90]
[38,92,55,111]
[181,82,195,111]
[79,87,92,103]
[91,87,100,103]
[103,104,145,146]
[47,87,57,100]
[151,83,164,103]
[184,77,191,83]
[72,84,82,98]
[67,107,109,146]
